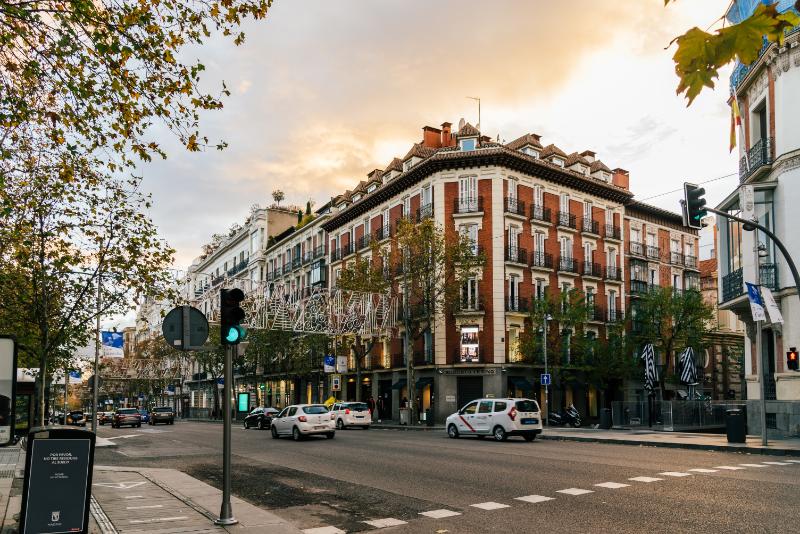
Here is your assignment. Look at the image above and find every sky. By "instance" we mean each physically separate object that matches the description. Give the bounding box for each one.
[138,0,740,273]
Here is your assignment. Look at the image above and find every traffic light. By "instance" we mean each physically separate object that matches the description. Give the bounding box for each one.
[788,347,799,371]
[220,288,246,345]
[683,182,707,229]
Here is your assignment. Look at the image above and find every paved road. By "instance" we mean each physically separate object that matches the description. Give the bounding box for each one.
[94,422,800,533]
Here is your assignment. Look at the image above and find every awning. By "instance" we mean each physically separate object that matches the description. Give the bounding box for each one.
[391,378,407,390]
[416,377,433,389]
[510,376,534,392]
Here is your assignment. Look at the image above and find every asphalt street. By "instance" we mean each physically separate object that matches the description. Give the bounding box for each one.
[94,422,800,533]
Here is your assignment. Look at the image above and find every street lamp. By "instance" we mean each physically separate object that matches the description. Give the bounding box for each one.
[541,314,552,425]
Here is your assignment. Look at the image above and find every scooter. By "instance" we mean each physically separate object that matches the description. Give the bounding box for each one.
[548,403,582,427]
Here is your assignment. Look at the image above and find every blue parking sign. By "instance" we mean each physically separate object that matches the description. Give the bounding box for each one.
[541,373,551,386]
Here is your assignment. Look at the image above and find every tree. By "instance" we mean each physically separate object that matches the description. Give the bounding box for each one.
[630,287,714,397]
[667,1,800,105]
[0,0,273,170]
[272,190,285,207]
[585,320,637,409]
[0,138,174,425]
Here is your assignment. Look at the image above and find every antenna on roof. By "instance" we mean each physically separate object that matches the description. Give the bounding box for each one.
[458,118,465,131]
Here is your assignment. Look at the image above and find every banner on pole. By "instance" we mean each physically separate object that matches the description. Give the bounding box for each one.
[746,282,766,322]
[761,287,783,324]
[101,331,124,358]
[335,356,347,374]
[323,355,335,373]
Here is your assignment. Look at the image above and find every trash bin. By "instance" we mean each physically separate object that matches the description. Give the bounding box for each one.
[726,409,746,443]
[425,408,434,427]
[599,408,612,429]
[399,408,410,426]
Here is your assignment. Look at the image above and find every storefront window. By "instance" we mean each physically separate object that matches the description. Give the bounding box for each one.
[460,326,480,362]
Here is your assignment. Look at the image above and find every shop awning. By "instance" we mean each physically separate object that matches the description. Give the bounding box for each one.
[391,378,407,390]
[510,376,534,392]
[416,377,433,389]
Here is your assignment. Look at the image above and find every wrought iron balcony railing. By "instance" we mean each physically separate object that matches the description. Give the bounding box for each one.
[454,196,483,214]
[670,252,684,266]
[505,246,527,264]
[684,255,698,269]
[557,211,577,229]
[530,251,553,269]
[374,224,391,241]
[558,256,579,273]
[646,245,660,260]
[505,297,529,313]
[358,234,371,250]
[582,261,602,278]
[630,279,649,295]
[530,204,551,224]
[504,197,526,217]
[605,224,622,240]
[416,203,433,222]
[605,266,621,281]
[740,137,773,182]
[629,241,645,257]
[582,218,600,235]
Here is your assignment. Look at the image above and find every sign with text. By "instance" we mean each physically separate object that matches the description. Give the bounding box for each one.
[746,282,766,322]
[20,428,95,534]
[335,356,347,374]
[0,336,17,446]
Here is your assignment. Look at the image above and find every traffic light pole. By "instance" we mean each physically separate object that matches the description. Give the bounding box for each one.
[91,275,101,434]
[215,344,237,526]
[754,244,767,446]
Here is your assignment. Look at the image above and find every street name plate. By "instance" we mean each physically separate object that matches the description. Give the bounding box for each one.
[20,428,95,534]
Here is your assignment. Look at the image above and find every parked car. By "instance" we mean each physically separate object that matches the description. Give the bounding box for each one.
[243,407,278,430]
[330,402,372,430]
[138,409,150,424]
[63,410,86,427]
[112,408,142,428]
[446,398,543,442]
[270,404,335,441]
[148,406,175,425]
[98,412,114,425]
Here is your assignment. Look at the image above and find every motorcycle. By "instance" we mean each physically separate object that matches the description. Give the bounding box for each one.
[548,403,582,427]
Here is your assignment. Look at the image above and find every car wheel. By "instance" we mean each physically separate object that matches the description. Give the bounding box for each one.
[363,425,370,430]
[447,424,459,439]
[523,434,536,442]
[325,432,335,439]
[243,420,249,429]
[292,426,301,441]
[492,426,507,442]
[170,420,174,425]
[258,420,265,430]
[336,419,344,430]
[571,420,582,428]
[137,423,142,428]
[271,426,279,439]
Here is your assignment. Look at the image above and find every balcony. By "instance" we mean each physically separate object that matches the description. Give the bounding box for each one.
[357,234,371,251]
[605,224,622,241]
[630,279,649,296]
[530,204,551,224]
[454,196,483,214]
[582,218,600,235]
[587,304,603,322]
[456,297,484,314]
[302,251,313,265]
[558,256,579,274]
[530,251,553,270]
[504,197,526,218]
[582,261,602,278]
[557,211,577,230]
[605,265,622,281]
[646,245,660,261]
[670,252,684,266]
[506,297,529,313]
[721,266,779,302]
[282,262,291,273]
[740,137,773,182]
[607,308,623,322]
[341,242,353,258]
[465,244,485,259]
[684,255,698,270]
[629,241,645,257]
[505,246,527,265]
[374,224,391,241]
[416,203,433,222]
[291,257,301,270]
[313,245,326,259]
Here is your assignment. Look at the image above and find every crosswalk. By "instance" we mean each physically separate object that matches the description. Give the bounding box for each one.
[300,459,800,533]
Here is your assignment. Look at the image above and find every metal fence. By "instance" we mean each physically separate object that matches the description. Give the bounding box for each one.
[612,401,744,431]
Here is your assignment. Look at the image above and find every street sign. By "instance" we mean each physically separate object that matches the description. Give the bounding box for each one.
[162,306,209,351]
[541,373,551,386]
[20,427,95,534]
[331,374,341,392]
[335,356,347,374]
[739,184,755,229]
[0,336,18,446]
[323,355,335,373]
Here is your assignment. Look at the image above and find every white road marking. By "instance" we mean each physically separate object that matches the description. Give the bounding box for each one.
[713,466,745,470]
[659,472,693,477]
[123,495,143,499]
[740,463,768,468]
[688,469,718,473]
[629,476,663,483]
[126,504,163,510]
[363,518,407,528]
[130,516,188,524]
[104,434,140,440]
[470,502,510,510]
[785,460,800,464]
[762,461,792,466]
[515,495,555,504]
[594,482,630,489]
[556,488,594,496]
[302,527,346,534]
[93,481,147,490]
[419,509,461,519]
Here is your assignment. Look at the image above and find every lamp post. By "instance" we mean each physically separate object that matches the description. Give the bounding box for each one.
[542,314,552,425]
[756,241,768,446]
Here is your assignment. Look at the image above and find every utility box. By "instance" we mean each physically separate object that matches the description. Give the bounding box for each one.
[599,408,612,429]
[399,407,410,425]
[726,409,746,443]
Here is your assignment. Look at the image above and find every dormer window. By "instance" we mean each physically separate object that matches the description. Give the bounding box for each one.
[521,146,539,158]
[578,165,587,175]
[552,157,565,168]
[367,184,377,193]
[601,172,610,182]
[352,194,361,202]
[404,160,414,171]
[460,138,476,151]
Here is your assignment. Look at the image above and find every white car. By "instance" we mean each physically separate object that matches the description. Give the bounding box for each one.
[446,398,543,442]
[270,404,335,441]
[330,402,372,430]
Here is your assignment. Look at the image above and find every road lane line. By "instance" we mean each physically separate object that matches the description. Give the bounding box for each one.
[713,466,744,470]
[556,488,594,496]
[659,472,693,477]
[130,516,188,524]
[785,460,800,464]
[740,463,768,468]
[419,509,461,519]
[515,495,554,504]
[470,502,510,510]
[363,518,407,528]
[123,495,144,499]
[126,504,163,510]
[629,476,663,483]
[762,461,792,466]
[594,482,630,489]
[688,469,718,473]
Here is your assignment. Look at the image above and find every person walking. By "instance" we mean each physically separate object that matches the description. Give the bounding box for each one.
[368,396,376,417]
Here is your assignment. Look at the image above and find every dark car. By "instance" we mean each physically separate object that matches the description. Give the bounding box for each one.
[148,406,174,425]
[243,407,279,430]
[63,411,86,427]
[112,408,142,428]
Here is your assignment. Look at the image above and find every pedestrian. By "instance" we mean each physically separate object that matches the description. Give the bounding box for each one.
[368,396,375,417]
[401,396,408,409]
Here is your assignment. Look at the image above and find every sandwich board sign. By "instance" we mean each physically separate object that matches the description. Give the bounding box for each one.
[0,336,17,446]
[19,427,95,534]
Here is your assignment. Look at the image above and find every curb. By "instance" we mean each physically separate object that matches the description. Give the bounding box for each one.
[371,425,445,431]
[538,433,800,457]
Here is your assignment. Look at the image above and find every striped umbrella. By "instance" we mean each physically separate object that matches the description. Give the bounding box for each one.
[679,347,699,386]
[640,343,658,393]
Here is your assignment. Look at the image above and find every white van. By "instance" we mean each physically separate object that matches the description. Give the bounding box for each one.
[445,398,543,442]
[330,402,372,429]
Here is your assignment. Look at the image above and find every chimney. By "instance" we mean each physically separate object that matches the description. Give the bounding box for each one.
[441,122,454,147]
[422,126,442,149]
[612,168,629,190]
[580,150,596,163]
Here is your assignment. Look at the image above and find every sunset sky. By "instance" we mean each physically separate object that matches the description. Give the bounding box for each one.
[140,0,739,269]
